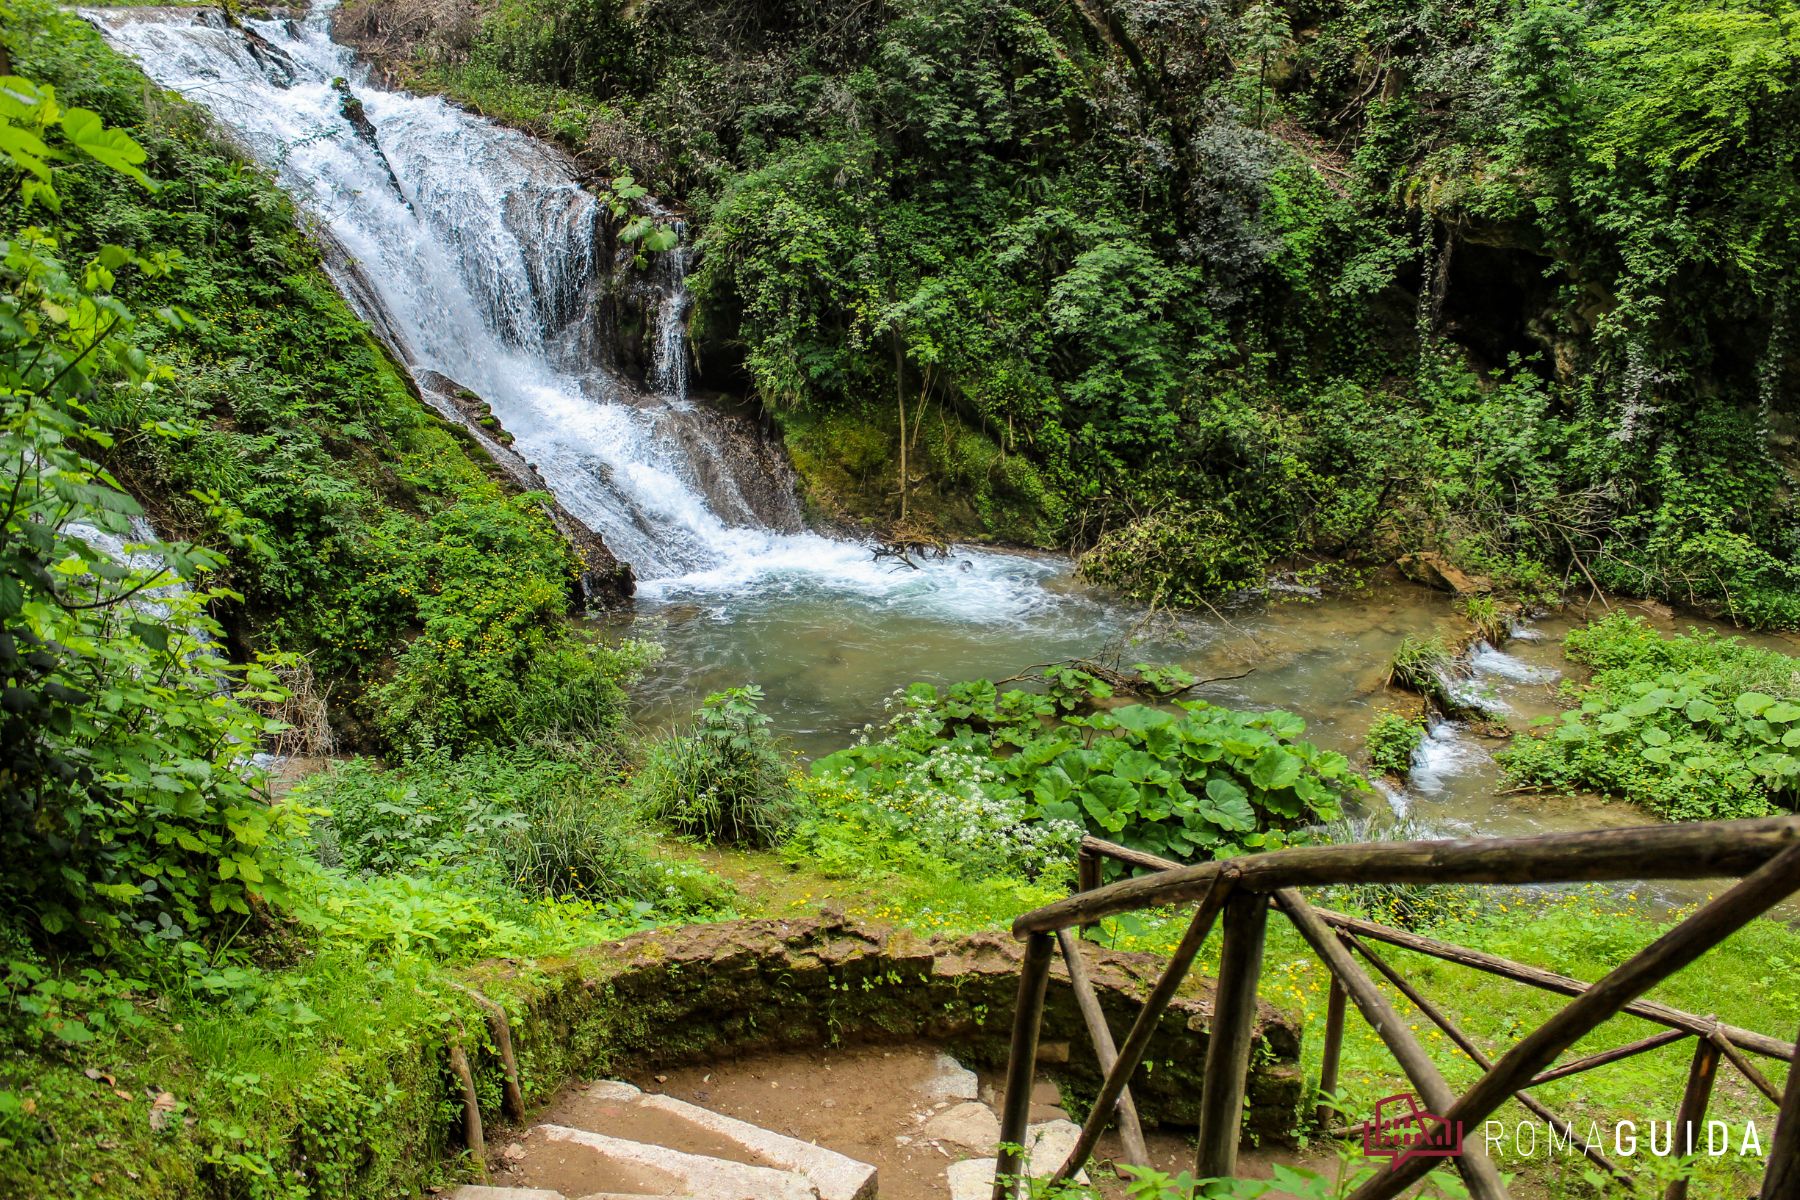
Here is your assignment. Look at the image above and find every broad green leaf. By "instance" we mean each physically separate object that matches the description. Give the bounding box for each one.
[1249,747,1302,791]
[1736,692,1776,718]
[1109,705,1173,733]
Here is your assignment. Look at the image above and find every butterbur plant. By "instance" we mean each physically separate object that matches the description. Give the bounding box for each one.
[816,670,1364,871]
[1500,615,1800,819]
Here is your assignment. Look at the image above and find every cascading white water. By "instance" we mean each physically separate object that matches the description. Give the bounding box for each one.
[645,218,692,402]
[88,2,1075,619]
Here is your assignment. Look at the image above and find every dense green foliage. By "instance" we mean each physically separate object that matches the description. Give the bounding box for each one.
[634,686,798,845]
[8,0,640,760]
[6,2,1799,1197]
[1501,614,1800,819]
[1365,710,1425,776]
[0,65,306,959]
[813,667,1364,873]
[302,748,725,908]
[350,0,1800,622]
[0,13,726,1199]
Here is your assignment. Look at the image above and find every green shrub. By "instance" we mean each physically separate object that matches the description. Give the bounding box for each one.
[636,686,796,846]
[1460,594,1508,642]
[1365,711,1426,777]
[1077,502,1272,607]
[1499,615,1800,819]
[301,748,696,904]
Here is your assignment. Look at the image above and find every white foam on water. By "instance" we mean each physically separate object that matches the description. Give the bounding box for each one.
[1468,640,1560,685]
[1408,717,1489,797]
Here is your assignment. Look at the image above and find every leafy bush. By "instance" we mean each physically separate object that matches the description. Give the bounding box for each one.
[636,686,796,846]
[1,72,304,955]
[1499,615,1800,819]
[1365,711,1425,777]
[1077,502,1273,607]
[815,670,1365,872]
[303,754,528,876]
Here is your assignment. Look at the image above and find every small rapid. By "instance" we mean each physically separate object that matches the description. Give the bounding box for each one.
[88,2,1073,618]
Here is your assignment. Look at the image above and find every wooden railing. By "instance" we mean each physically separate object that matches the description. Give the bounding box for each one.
[992,818,1800,1200]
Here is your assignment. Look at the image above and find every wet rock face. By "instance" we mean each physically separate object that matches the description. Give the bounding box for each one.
[646,397,808,533]
[482,916,1304,1144]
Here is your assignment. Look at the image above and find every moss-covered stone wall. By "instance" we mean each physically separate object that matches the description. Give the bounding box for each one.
[459,915,1303,1148]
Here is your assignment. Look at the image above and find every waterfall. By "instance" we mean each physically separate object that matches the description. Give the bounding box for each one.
[645,216,692,401]
[88,2,1069,619]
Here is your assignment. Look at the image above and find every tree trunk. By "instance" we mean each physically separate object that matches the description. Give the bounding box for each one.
[893,326,908,524]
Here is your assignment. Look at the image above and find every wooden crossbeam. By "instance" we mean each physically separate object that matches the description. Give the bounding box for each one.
[1708,1027,1786,1107]
[1021,818,1800,934]
[1275,889,1509,1200]
[1323,909,1793,1063]
[1530,1028,1691,1086]
[1349,841,1800,1200]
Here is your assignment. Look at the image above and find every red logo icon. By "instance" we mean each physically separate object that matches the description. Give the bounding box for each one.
[1362,1093,1464,1169]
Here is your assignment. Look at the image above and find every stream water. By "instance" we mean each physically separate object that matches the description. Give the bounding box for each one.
[92,4,1800,869]
[621,584,1796,840]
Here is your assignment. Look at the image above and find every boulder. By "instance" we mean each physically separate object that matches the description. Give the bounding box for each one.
[1397,551,1491,596]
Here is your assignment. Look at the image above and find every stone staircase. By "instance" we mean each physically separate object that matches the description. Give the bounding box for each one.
[450,1056,1088,1200]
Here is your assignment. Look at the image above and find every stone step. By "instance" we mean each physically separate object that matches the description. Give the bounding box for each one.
[550,1080,876,1200]
[944,1119,1088,1200]
[634,1093,877,1200]
[538,1123,817,1199]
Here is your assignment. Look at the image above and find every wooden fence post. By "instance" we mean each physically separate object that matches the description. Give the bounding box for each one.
[1194,889,1269,1180]
[992,932,1055,1200]
[447,1038,486,1182]
[1077,847,1102,939]
[1665,1033,1722,1200]
[1759,1022,1799,1200]
[1316,975,1347,1128]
